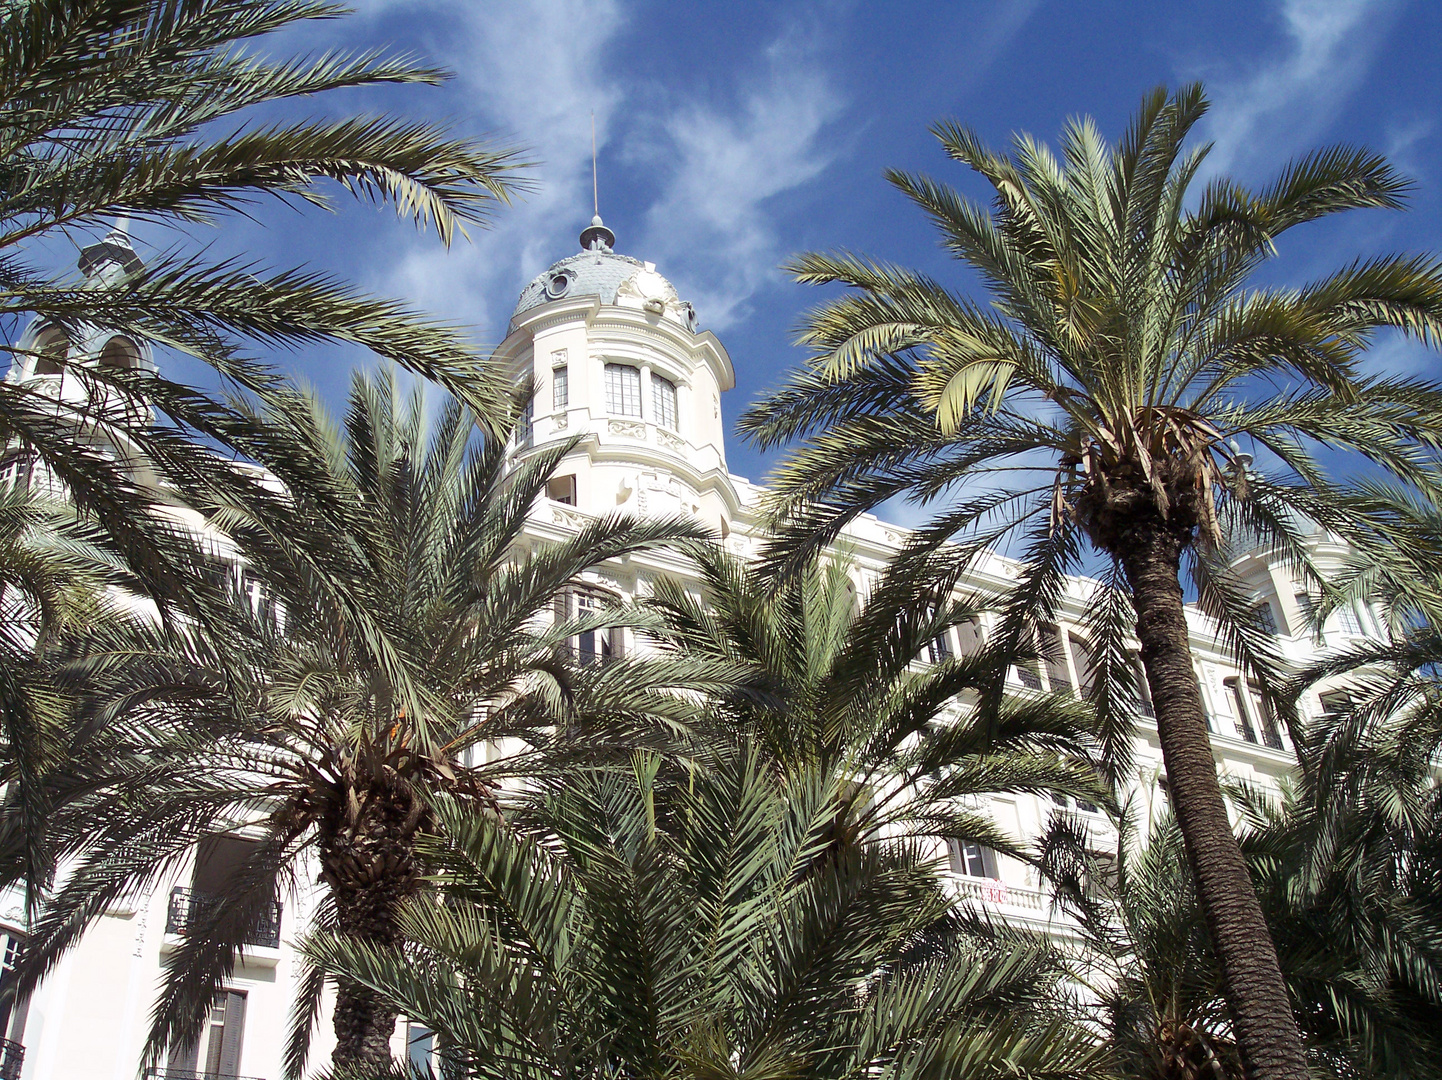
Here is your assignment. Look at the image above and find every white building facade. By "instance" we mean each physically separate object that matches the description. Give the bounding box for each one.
[0,219,1381,1080]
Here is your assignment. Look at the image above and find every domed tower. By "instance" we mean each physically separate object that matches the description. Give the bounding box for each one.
[7,223,159,483]
[497,216,740,535]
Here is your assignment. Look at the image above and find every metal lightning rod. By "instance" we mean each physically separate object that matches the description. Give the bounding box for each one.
[591,111,599,217]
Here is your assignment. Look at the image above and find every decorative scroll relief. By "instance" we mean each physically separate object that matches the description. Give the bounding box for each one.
[551,505,591,530]
[608,419,647,439]
[551,348,568,365]
[552,413,569,431]
[656,428,683,452]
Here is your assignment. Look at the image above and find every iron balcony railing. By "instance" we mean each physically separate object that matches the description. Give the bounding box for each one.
[165,887,282,949]
[145,1070,265,1080]
[0,1038,22,1080]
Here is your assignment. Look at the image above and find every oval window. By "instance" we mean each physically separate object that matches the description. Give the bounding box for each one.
[545,272,571,299]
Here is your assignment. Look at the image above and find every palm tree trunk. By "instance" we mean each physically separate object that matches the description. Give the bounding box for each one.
[321,785,427,1073]
[326,876,405,1072]
[1118,522,1308,1080]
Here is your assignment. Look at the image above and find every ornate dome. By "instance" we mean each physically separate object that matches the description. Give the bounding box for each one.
[513,216,697,331]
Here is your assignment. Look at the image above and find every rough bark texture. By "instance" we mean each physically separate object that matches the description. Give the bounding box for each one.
[320,777,430,1073]
[1117,517,1309,1080]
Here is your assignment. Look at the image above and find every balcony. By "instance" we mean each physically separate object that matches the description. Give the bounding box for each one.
[146,1070,264,1080]
[165,887,282,950]
[0,1038,21,1080]
[949,875,1051,914]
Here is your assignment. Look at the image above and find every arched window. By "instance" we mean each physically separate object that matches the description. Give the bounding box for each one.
[33,327,68,376]
[97,336,140,371]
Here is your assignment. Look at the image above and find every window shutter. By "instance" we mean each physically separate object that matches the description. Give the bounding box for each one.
[215,990,246,1077]
[167,1038,201,1074]
[980,846,999,878]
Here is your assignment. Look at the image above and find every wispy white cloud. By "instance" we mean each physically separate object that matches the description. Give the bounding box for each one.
[635,25,845,330]
[351,2,849,338]
[360,0,627,338]
[1196,0,1404,180]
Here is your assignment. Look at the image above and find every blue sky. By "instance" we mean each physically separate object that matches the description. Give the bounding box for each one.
[91,0,1442,489]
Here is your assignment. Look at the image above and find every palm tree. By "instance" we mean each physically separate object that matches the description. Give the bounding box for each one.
[1040,785,1442,1080]
[739,85,1442,1080]
[0,480,141,906]
[11,371,717,1073]
[645,545,1108,864]
[305,743,1112,1080]
[0,0,525,616]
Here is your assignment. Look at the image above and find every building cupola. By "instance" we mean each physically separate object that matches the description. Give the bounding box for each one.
[497,216,739,536]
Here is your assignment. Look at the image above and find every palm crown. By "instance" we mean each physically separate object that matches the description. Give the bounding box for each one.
[645,545,1107,861]
[306,744,1112,1080]
[740,85,1442,1080]
[0,0,526,620]
[12,370,716,1073]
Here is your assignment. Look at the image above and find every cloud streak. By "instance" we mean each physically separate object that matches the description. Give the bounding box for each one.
[1196,0,1404,180]
[362,0,627,339]
[638,25,845,329]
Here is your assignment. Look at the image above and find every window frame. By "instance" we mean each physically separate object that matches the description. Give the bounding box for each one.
[651,372,678,431]
[604,363,642,419]
[948,839,999,879]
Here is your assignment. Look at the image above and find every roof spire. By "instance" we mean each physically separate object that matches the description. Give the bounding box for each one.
[579,112,615,252]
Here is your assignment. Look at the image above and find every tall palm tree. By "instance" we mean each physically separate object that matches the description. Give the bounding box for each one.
[10,371,717,1073]
[0,0,525,616]
[305,743,1112,1080]
[645,545,1108,863]
[739,85,1442,1080]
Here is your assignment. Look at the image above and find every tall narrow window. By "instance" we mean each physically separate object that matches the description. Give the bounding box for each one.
[0,932,27,1049]
[98,336,139,371]
[923,607,952,665]
[1130,656,1155,718]
[1252,601,1279,635]
[546,475,576,505]
[552,364,569,410]
[555,589,623,666]
[956,616,984,656]
[33,327,67,376]
[604,364,642,418]
[1068,634,1095,696]
[516,399,534,450]
[1248,683,1284,750]
[168,990,246,1077]
[1041,625,1072,692]
[1337,605,1364,637]
[1013,661,1043,690]
[408,1024,436,1079]
[651,373,678,430]
[1293,592,1317,636]
[1226,678,1257,743]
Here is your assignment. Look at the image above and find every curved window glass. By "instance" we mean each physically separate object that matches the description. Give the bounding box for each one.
[651,373,678,430]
